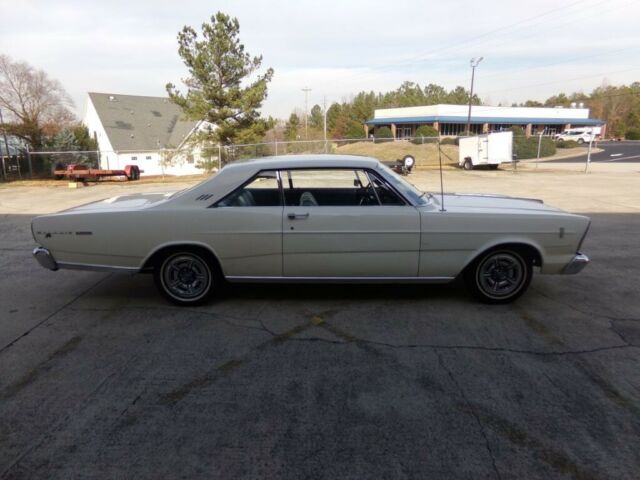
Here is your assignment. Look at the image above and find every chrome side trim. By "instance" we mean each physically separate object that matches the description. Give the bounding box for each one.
[56,262,139,273]
[225,276,454,284]
[33,247,58,271]
[561,253,590,275]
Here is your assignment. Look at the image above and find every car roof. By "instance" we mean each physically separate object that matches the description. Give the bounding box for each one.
[220,154,381,172]
[171,155,384,206]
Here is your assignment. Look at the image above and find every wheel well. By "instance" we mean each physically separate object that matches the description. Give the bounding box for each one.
[142,244,222,274]
[470,243,542,269]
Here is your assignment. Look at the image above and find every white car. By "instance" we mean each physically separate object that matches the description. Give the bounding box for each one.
[554,129,596,144]
[32,155,590,305]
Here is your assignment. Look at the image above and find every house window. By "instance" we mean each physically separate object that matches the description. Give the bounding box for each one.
[187,154,194,164]
[131,156,138,161]
[146,156,152,160]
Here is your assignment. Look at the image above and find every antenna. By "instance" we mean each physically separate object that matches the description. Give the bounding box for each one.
[438,140,446,212]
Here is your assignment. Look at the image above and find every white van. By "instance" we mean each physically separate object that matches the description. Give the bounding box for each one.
[554,128,599,144]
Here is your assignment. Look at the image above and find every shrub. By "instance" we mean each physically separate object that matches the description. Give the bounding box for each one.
[374,126,394,143]
[412,125,439,144]
[556,139,579,148]
[626,128,640,140]
[511,127,556,159]
[439,137,457,145]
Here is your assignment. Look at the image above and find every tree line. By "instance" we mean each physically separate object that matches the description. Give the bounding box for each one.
[2,9,640,161]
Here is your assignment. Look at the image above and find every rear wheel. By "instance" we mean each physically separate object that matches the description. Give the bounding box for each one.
[577,138,585,144]
[463,158,473,170]
[464,248,532,304]
[153,250,220,306]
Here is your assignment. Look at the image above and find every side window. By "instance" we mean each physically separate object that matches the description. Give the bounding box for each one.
[216,171,281,207]
[367,172,405,205]
[283,169,381,207]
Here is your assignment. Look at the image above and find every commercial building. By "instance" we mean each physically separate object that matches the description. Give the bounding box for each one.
[83,92,211,176]
[365,104,606,139]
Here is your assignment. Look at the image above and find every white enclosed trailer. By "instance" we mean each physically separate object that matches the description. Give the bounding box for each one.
[458,131,513,170]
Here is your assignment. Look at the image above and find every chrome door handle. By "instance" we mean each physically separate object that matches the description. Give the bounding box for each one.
[287,213,310,220]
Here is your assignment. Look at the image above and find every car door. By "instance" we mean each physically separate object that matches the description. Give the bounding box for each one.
[281,168,420,278]
[209,170,283,277]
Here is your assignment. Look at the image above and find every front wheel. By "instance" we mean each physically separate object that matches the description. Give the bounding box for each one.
[153,250,219,306]
[464,249,532,304]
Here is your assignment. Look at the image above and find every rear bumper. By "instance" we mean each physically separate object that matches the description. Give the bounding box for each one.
[561,252,589,275]
[33,247,58,271]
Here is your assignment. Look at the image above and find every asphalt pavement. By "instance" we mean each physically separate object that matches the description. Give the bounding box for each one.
[1,202,639,478]
[546,140,640,163]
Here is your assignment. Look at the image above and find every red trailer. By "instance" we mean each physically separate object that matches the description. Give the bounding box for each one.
[54,164,142,181]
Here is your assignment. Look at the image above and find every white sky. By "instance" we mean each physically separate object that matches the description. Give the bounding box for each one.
[1,0,638,119]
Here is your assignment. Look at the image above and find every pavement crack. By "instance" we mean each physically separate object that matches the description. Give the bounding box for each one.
[286,333,636,356]
[0,274,112,356]
[436,349,502,480]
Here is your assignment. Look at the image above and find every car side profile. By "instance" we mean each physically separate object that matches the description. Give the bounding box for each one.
[32,155,590,305]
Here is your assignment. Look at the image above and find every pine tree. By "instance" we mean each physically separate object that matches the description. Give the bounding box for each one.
[166,12,274,146]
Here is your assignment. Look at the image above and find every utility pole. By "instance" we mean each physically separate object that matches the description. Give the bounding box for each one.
[323,95,328,152]
[0,109,10,180]
[302,87,311,140]
[466,57,483,136]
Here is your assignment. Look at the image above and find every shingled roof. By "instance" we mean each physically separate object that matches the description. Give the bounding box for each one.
[88,92,198,152]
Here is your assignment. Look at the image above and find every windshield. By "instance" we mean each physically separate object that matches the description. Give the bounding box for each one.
[377,163,429,206]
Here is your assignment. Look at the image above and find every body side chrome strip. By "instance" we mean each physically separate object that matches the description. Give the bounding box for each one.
[225,275,454,284]
[56,262,139,273]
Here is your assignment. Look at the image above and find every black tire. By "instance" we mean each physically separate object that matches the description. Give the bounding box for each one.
[464,248,533,304]
[577,138,584,144]
[153,249,222,306]
[463,158,473,170]
[489,164,499,170]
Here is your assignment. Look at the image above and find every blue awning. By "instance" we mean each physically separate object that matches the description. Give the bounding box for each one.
[366,116,605,126]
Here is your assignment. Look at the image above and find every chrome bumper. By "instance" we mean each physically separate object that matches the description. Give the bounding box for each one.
[33,247,58,271]
[562,252,589,275]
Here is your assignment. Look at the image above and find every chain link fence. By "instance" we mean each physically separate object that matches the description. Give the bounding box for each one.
[1,133,596,181]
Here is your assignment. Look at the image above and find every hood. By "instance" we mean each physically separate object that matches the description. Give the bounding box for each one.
[439,193,563,213]
[59,192,173,214]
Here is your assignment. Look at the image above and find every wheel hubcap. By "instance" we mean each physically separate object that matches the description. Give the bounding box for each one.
[162,255,210,300]
[477,253,524,298]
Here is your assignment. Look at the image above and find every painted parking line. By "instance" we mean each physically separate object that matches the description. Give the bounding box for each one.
[610,153,623,157]
[604,154,640,162]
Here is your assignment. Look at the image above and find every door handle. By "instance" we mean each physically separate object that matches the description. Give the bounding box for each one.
[287,212,310,220]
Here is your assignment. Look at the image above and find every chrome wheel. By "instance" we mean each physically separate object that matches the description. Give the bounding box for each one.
[476,251,527,300]
[160,253,212,302]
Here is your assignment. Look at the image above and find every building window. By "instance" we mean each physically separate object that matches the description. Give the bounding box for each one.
[146,156,152,160]
[440,123,464,136]
[187,154,194,164]
[131,156,138,161]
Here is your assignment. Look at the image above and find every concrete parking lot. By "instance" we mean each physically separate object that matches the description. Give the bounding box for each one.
[1,165,639,479]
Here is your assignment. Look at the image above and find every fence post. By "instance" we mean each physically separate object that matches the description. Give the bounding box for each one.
[585,137,593,173]
[275,140,278,156]
[217,144,222,170]
[535,132,543,169]
[26,146,33,179]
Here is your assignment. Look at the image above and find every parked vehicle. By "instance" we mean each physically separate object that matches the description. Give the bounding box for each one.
[554,128,597,144]
[32,155,590,305]
[458,131,513,170]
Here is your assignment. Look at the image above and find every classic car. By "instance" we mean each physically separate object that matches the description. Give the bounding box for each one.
[32,155,590,305]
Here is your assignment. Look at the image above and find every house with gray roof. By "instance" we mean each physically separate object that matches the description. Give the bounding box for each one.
[83,92,212,176]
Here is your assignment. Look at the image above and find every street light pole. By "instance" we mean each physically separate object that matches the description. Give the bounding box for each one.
[465,57,483,136]
[302,87,311,140]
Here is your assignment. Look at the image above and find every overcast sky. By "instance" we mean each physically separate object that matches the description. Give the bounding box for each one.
[1,0,638,119]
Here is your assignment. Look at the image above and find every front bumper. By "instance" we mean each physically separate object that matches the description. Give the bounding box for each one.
[561,252,589,275]
[33,247,58,271]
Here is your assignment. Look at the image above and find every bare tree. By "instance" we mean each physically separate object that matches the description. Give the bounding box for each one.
[0,55,74,148]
